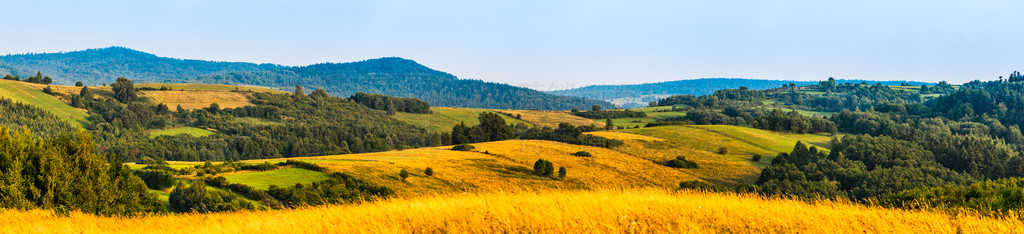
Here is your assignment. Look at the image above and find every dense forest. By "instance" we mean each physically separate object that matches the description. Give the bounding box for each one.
[0,47,279,85]
[654,72,1024,216]
[0,47,611,110]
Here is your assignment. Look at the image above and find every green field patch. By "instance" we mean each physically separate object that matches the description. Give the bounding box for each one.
[0,80,90,127]
[223,168,330,190]
[620,125,836,168]
[149,127,216,139]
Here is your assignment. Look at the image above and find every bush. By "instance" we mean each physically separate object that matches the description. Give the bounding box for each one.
[451,144,476,151]
[278,160,328,172]
[558,166,567,179]
[240,162,280,171]
[572,151,593,157]
[665,156,699,169]
[399,169,410,181]
[533,159,555,177]
[133,169,176,190]
[718,147,729,154]
[424,167,434,177]
[752,154,762,162]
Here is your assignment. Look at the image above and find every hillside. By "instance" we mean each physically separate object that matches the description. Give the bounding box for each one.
[0,80,89,127]
[0,47,611,110]
[194,58,611,110]
[0,47,280,86]
[392,107,603,133]
[137,125,832,199]
[550,78,938,107]
[4,189,1018,233]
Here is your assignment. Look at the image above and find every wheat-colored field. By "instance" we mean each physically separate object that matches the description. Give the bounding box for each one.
[497,109,605,128]
[3,189,1019,233]
[227,130,756,197]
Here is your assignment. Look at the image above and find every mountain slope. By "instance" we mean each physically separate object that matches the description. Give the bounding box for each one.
[0,47,281,85]
[0,47,610,110]
[193,57,611,110]
[549,78,936,107]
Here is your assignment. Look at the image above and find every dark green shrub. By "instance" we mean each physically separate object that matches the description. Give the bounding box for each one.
[451,144,476,151]
[665,156,699,169]
[558,166,567,179]
[572,151,592,157]
[240,162,280,171]
[752,154,762,162]
[533,159,555,177]
[400,169,410,181]
[424,167,434,177]
[718,147,729,154]
[134,169,176,190]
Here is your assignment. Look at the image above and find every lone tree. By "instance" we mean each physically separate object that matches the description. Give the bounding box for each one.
[424,167,434,177]
[111,77,137,103]
[79,86,93,99]
[592,104,602,112]
[399,169,410,181]
[75,81,84,86]
[718,147,729,155]
[294,85,306,97]
[558,166,567,179]
[605,118,614,130]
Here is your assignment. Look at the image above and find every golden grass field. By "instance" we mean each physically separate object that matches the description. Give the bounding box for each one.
[16,82,284,110]
[3,189,1020,233]
[496,109,605,128]
[269,130,757,197]
[391,107,535,133]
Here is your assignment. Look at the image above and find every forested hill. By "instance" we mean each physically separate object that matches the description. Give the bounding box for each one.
[0,47,281,85]
[193,58,611,110]
[548,78,936,107]
[0,47,610,110]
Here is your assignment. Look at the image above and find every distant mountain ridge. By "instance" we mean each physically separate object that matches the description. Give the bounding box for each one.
[548,78,937,107]
[0,47,610,110]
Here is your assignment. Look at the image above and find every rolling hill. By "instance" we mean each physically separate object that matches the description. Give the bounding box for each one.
[0,47,611,110]
[0,80,89,127]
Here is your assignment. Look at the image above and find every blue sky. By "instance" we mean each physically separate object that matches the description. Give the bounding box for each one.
[0,0,1021,90]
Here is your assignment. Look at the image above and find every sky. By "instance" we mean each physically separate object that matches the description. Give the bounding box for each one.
[1,0,1021,90]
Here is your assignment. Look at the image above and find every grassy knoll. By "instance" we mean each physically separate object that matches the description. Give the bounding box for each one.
[148,127,216,139]
[5,189,1020,233]
[616,125,835,168]
[392,107,533,133]
[265,130,757,197]
[0,80,90,127]
[222,168,330,190]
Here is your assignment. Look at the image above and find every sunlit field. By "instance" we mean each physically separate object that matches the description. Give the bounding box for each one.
[3,189,1020,233]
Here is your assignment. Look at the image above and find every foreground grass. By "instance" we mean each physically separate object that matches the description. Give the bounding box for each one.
[2,189,1019,233]
[0,80,90,127]
[222,168,330,190]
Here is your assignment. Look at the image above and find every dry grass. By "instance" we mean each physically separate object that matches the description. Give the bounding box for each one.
[141,90,252,109]
[3,189,1020,233]
[248,131,756,197]
[498,109,605,128]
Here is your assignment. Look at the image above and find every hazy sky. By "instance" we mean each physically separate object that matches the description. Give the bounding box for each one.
[1,0,1021,90]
